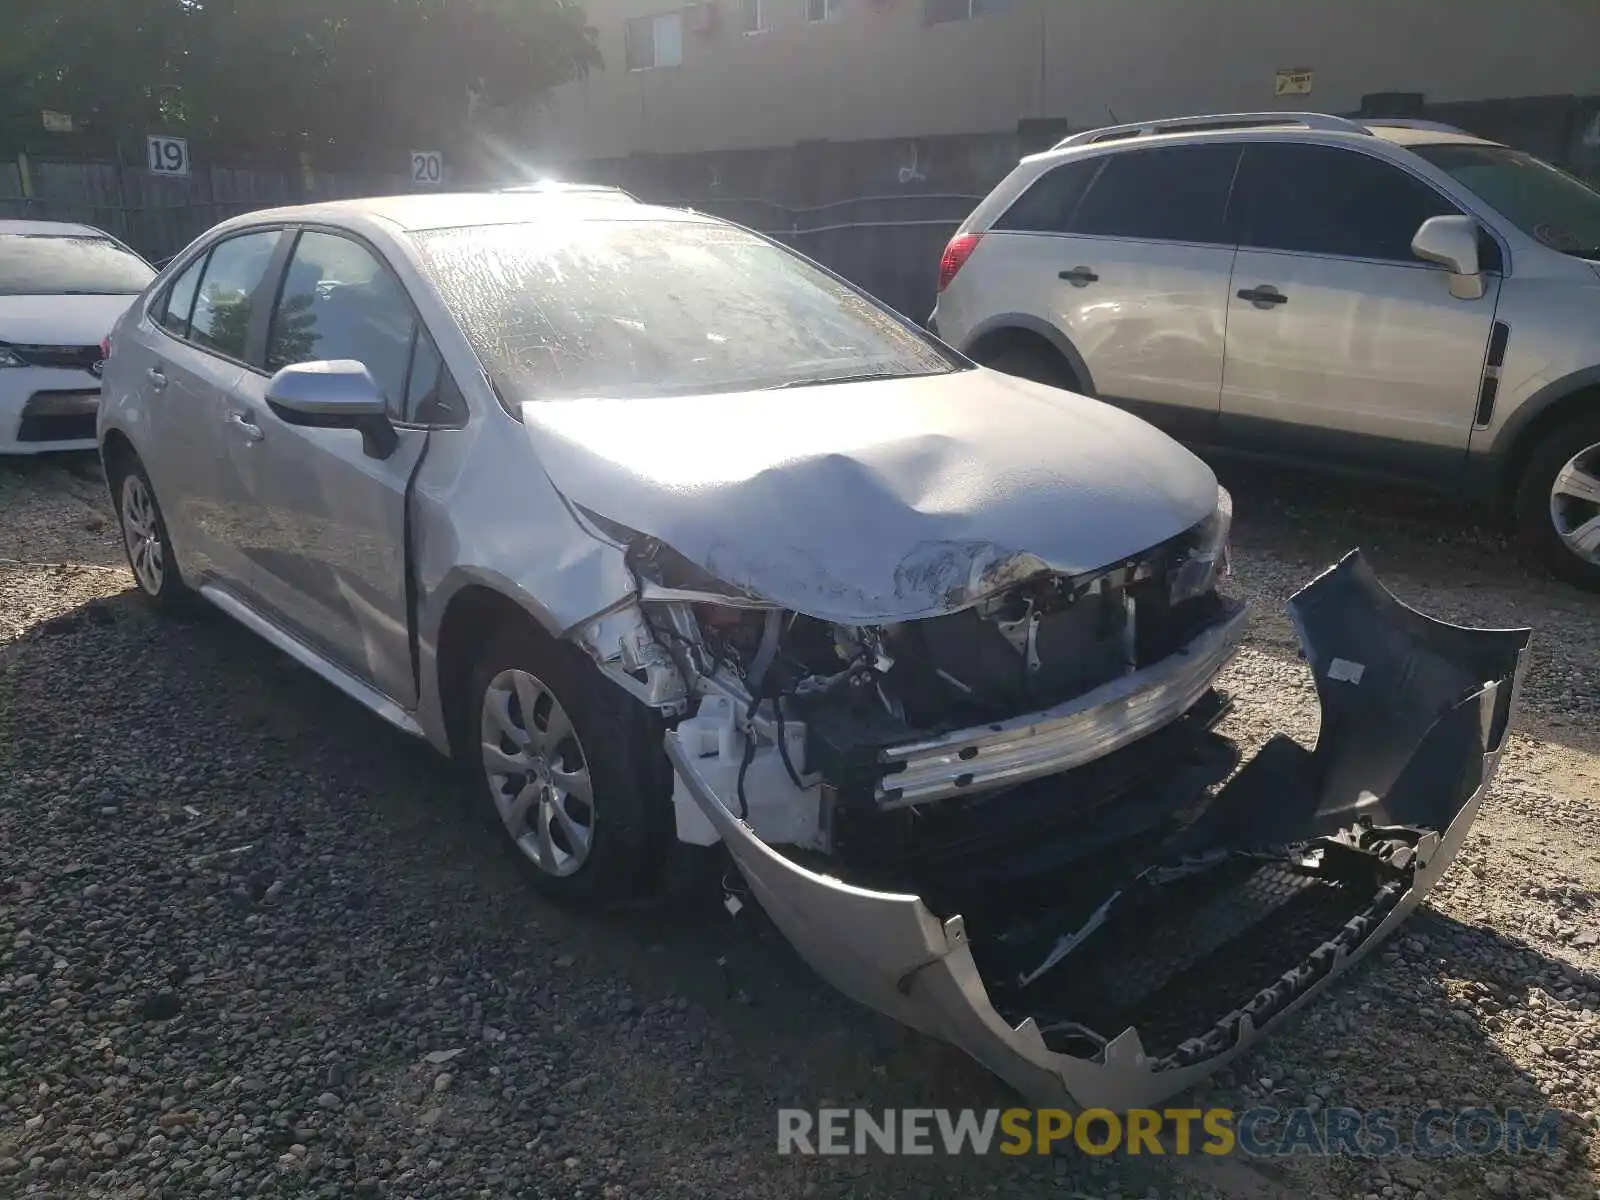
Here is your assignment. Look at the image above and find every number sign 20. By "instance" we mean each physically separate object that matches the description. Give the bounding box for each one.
[147,136,190,177]
[411,151,444,186]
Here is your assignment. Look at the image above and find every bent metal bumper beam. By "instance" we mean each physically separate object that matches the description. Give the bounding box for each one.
[877,598,1249,807]
[668,551,1531,1110]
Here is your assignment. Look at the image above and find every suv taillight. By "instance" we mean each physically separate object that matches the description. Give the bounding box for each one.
[938,233,983,293]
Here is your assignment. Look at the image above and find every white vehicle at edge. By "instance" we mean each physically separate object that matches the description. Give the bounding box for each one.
[0,220,155,454]
[98,193,1529,1110]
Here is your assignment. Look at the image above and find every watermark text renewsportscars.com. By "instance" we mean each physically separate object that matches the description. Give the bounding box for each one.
[776,1107,1561,1158]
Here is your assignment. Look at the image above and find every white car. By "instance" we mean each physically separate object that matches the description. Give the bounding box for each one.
[0,220,156,454]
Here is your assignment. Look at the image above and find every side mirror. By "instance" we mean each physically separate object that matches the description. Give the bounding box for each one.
[265,360,398,459]
[1411,215,1485,300]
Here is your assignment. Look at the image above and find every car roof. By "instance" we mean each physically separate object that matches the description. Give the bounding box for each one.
[1363,124,1501,148]
[1024,113,1502,164]
[0,219,112,238]
[222,192,710,234]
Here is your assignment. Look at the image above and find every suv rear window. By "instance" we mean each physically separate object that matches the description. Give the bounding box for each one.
[996,144,1241,245]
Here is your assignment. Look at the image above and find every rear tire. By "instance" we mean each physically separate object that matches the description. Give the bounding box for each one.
[977,343,1080,392]
[109,455,199,613]
[466,624,673,910]
[1514,412,1600,591]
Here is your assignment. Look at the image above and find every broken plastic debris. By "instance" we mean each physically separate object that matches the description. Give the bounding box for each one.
[423,1048,464,1065]
[723,894,745,917]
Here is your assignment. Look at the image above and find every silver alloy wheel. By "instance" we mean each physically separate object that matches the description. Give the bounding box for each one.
[479,668,595,877]
[1549,441,1600,566]
[120,473,166,595]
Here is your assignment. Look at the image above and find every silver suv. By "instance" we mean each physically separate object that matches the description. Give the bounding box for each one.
[932,112,1600,589]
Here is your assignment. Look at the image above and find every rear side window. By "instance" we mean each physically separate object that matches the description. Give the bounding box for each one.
[158,255,207,340]
[1069,144,1242,244]
[188,231,282,360]
[992,159,1103,233]
[1232,143,1461,262]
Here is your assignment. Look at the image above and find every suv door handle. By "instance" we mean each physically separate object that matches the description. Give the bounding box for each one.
[1237,285,1288,308]
[145,367,167,391]
[1059,266,1099,286]
[227,411,264,443]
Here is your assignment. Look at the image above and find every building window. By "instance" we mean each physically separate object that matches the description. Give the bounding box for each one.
[806,0,842,23]
[740,0,766,33]
[924,0,1011,24]
[625,12,683,70]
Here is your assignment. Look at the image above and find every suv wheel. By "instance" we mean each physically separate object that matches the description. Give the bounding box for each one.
[1514,412,1600,590]
[466,625,670,909]
[111,456,197,612]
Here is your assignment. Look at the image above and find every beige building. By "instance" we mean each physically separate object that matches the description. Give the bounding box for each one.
[530,0,1600,161]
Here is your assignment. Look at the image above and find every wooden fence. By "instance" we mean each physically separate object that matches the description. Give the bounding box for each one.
[0,158,420,261]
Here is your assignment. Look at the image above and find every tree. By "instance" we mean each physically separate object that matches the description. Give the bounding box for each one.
[0,0,600,163]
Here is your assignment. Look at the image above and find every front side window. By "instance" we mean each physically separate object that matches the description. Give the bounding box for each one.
[1068,144,1242,244]
[187,230,282,360]
[411,217,958,403]
[266,232,417,415]
[0,233,155,297]
[625,12,683,69]
[1410,142,1600,259]
[1233,142,1461,262]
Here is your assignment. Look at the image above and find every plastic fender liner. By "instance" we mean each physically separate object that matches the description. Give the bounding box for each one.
[670,550,1531,1109]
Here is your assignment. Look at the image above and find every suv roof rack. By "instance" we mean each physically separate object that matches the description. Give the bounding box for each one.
[1051,111,1371,150]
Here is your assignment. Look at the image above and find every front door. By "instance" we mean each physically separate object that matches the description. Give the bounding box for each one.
[975,142,1242,441]
[1218,141,1501,481]
[244,229,430,708]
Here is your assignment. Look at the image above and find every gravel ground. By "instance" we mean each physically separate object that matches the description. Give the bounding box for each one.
[2,452,1598,1200]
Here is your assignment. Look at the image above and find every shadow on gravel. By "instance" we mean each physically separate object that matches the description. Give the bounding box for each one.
[4,588,1596,1199]
[1213,458,1596,608]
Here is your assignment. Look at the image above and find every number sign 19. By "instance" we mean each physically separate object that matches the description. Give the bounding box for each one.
[147,135,190,177]
[411,151,444,186]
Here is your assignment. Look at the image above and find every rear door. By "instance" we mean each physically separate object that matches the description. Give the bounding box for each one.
[970,142,1242,440]
[139,228,285,589]
[1217,141,1501,480]
[244,228,461,707]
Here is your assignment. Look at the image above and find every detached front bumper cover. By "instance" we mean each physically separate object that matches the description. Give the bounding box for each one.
[673,551,1531,1109]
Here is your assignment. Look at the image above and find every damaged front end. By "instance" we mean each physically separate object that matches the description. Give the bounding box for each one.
[635,549,1528,1110]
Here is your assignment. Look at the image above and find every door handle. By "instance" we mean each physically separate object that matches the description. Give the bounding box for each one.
[1237,285,1288,308]
[1059,266,1099,286]
[146,367,167,391]
[227,411,264,443]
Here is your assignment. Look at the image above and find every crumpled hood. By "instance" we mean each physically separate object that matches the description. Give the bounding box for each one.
[521,369,1219,622]
[0,294,139,347]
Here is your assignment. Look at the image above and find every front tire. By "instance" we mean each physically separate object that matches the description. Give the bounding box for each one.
[110,456,197,612]
[1514,413,1600,591]
[467,625,670,909]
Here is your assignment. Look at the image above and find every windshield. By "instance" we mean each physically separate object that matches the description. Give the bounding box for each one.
[1411,143,1600,258]
[411,218,959,401]
[0,233,157,296]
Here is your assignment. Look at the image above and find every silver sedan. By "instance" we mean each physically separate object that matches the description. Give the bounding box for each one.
[98,192,1529,1110]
